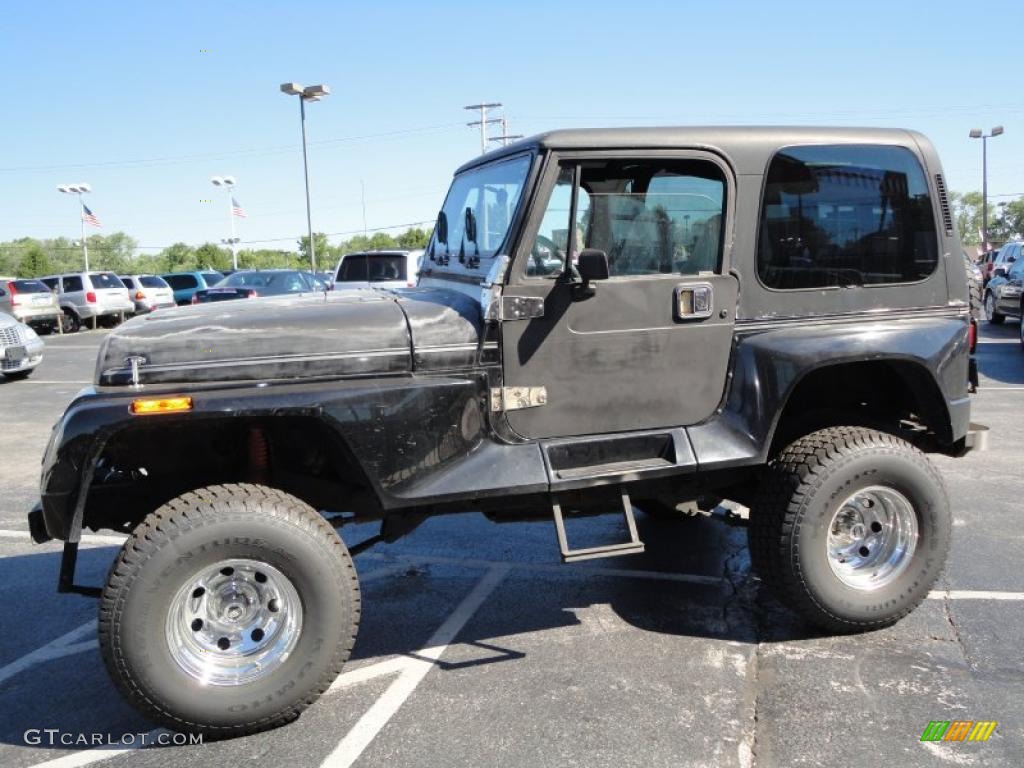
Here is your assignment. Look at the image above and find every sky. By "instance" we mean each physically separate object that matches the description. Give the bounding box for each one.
[1,0,1022,254]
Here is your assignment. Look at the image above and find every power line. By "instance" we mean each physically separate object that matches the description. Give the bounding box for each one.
[0,123,465,175]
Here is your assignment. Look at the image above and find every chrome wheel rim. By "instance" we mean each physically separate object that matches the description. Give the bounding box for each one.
[166,558,302,686]
[826,486,918,591]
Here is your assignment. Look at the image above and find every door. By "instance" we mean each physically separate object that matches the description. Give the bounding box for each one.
[500,153,738,440]
[997,249,1024,316]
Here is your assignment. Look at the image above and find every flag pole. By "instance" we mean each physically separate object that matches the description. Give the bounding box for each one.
[79,196,89,271]
[228,190,238,271]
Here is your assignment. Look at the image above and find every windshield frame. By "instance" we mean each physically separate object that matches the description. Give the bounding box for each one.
[423,151,537,279]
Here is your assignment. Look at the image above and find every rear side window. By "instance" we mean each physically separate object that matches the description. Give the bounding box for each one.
[337,255,368,282]
[201,272,223,286]
[91,272,124,289]
[758,145,939,289]
[165,274,198,290]
[121,277,135,289]
[41,278,58,291]
[62,276,83,292]
[139,276,168,288]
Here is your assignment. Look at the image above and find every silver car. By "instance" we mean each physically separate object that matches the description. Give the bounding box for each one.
[0,312,44,379]
[119,274,176,314]
[39,271,134,332]
[0,277,61,333]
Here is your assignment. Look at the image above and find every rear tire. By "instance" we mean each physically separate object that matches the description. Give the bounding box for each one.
[749,427,950,633]
[99,484,360,737]
[61,309,80,333]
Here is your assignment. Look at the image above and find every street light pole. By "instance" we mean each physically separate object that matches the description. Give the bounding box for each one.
[211,176,238,270]
[58,183,92,270]
[281,82,330,274]
[969,126,1004,250]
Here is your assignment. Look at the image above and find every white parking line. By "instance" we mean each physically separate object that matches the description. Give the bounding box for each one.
[0,620,97,686]
[6,380,92,385]
[979,386,1024,391]
[321,564,510,768]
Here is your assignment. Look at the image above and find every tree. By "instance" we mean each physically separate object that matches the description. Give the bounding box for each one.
[396,227,431,249]
[17,243,52,277]
[194,242,232,271]
[989,199,1024,246]
[160,243,197,271]
[950,191,985,247]
[297,233,332,269]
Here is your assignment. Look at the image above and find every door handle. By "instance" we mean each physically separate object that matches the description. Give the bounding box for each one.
[674,283,713,321]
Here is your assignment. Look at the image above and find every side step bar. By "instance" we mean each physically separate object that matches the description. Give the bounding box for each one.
[552,488,645,563]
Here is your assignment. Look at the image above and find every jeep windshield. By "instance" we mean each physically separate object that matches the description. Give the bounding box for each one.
[429,154,532,267]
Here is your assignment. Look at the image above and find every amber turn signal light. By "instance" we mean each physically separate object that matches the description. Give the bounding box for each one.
[130,396,194,415]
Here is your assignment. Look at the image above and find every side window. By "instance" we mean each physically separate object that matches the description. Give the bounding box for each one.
[1009,250,1024,278]
[41,278,58,291]
[122,277,135,289]
[758,144,939,289]
[62,276,83,292]
[529,159,726,278]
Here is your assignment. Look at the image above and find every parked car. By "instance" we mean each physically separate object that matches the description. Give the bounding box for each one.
[333,249,423,290]
[191,270,328,304]
[118,275,176,315]
[980,246,1018,286]
[29,127,985,737]
[39,271,133,332]
[161,271,224,305]
[983,241,1024,327]
[0,312,44,379]
[0,277,61,333]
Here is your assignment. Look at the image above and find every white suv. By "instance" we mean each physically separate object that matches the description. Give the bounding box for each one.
[333,250,423,291]
[40,272,134,332]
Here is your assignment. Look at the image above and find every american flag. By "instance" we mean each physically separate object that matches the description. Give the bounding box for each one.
[81,203,102,228]
[232,197,246,218]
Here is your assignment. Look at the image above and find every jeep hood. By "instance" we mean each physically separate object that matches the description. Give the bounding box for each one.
[95,287,485,386]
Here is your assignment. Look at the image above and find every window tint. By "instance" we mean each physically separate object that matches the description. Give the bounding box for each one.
[201,272,223,285]
[62,276,83,292]
[530,159,726,278]
[121,277,135,289]
[164,274,198,290]
[90,272,124,289]
[10,279,49,293]
[366,254,407,281]
[41,278,58,290]
[758,145,939,289]
[337,255,368,282]
[139,275,168,288]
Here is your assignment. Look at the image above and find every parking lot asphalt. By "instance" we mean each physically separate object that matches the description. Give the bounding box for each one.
[0,325,1022,767]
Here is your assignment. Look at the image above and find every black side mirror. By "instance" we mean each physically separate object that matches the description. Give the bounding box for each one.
[464,207,477,244]
[572,249,609,299]
[577,249,609,282]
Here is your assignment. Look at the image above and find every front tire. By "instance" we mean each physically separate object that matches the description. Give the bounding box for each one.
[749,427,950,633]
[99,484,360,737]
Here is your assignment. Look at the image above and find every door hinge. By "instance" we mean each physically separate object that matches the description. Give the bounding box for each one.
[490,386,548,412]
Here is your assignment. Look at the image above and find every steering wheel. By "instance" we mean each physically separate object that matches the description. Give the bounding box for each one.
[531,234,564,276]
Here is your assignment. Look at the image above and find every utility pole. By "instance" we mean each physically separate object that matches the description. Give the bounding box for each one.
[487,115,523,148]
[464,102,502,154]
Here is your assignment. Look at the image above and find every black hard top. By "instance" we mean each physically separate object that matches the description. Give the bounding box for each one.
[456,126,930,176]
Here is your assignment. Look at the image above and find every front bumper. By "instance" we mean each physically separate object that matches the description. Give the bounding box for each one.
[1,337,44,374]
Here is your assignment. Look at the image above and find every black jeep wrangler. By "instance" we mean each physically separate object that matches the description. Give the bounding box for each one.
[29,127,986,736]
